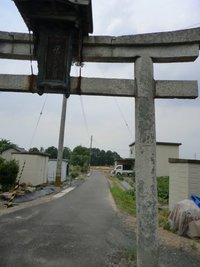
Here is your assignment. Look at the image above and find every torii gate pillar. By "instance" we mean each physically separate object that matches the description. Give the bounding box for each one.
[135,56,158,267]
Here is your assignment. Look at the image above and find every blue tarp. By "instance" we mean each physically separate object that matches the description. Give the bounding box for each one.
[191,194,200,208]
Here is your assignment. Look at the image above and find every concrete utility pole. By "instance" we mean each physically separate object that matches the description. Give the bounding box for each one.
[55,95,67,187]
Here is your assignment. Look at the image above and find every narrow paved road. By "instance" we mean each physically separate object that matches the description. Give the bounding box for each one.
[0,171,134,267]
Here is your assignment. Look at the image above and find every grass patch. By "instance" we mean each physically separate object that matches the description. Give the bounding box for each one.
[109,176,171,230]
[158,208,170,229]
[110,184,136,216]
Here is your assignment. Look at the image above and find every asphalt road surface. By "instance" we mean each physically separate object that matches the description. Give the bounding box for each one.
[1,171,200,267]
[0,171,135,267]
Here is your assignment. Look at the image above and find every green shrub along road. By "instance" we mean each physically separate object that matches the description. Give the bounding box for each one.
[109,175,169,226]
[0,158,19,191]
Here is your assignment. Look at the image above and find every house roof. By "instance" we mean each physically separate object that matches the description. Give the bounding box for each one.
[48,159,68,163]
[12,152,49,157]
[129,142,182,147]
[1,146,27,153]
[14,146,27,152]
[169,158,200,164]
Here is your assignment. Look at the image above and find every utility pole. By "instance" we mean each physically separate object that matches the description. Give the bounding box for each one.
[55,95,67,187]
[89,135,93,173]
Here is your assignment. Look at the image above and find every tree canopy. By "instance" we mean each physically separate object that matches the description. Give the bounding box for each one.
[63,147,71,160]
[0,139,16,153]
[29,147,40,153]
[1,139,121,168]
[70,146,90,171]
[44,146,58,159]
[91,148,121,166]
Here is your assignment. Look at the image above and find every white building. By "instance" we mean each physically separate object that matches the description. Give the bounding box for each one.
[12,152,49,186]
[129,142,181,177]
[48,159,69,182]
[169,158,200,210]
[1,146,26,161]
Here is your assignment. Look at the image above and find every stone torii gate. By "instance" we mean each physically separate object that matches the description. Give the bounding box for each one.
[0,27,200,267]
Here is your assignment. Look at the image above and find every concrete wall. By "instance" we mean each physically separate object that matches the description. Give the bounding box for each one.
[156,144,179,177]
[48,159,68,182]
[129,142,181,177]
[169,159,200,210]
[12,152,49,186]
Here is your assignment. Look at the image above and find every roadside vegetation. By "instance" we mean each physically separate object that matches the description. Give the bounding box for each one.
[109,174,170,228]
[111,184,136,216]
[0,157,19,191]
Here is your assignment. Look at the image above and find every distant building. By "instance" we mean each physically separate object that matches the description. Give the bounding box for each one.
[129,142,181,177]
[48,159,69,183]
[1,146,26,161]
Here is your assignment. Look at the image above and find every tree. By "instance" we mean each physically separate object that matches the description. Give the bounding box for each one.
[105,150,114,165]
[44,146,58,159]
[70,146,90,172]
[40,147,45,153]
[91,148,101,166]
[29,147,40,153]
[0,158,19,191]
[90,148,121,166]
[0,139,16,153]
[99,150,106,165]
[63,147,71,160]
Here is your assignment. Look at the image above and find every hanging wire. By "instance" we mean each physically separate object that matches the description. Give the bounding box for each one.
[80,95,91,140]
[113,97,133,140]
[29,95,48,149]
[28,30,34,75]
[75,61,91,141]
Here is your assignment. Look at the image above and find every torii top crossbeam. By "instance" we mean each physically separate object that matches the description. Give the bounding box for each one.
[0,27,200,62]
[0,27,200,97]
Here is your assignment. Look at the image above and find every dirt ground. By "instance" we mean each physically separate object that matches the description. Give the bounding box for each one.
[125,215,200,252]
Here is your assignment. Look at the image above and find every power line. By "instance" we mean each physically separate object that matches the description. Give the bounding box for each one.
[80,96,91,140]
[113,97,133,140]
[29,95,48,149]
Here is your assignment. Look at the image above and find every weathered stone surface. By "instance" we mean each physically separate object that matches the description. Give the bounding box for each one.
[155,80,198,99]
[135,56,159,267]
[0,74,198,99]
[1,28,200,62]
[83,44,199,63]
[86,27,200,46]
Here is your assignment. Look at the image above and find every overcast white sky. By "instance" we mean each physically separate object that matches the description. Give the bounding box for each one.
[0,0,200,158]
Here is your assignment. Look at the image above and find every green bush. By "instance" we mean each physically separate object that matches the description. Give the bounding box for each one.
[70,171,79,179]
[116,173,124,181]
[0,158,19,191]
[157,176,169,203]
